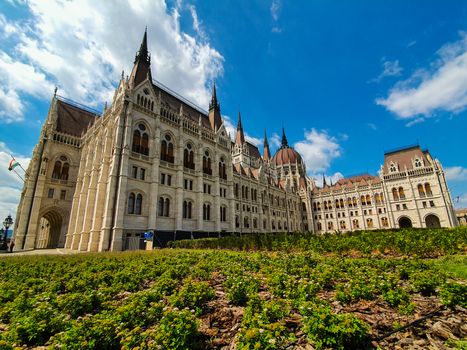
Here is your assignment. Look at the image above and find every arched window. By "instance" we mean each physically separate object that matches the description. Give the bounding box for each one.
[365,195,371,205]
[366,218,373,228]
[340,220,346,229]
[234,183,239,198]
[317,222,322,231]
[313,203,317,211]
[158,197,170,217]
[183,201,192,219]
[158,197,164,216]
[128,193,135,214]
[219,157,227,180]
[132,124,149,155]
[263,219,267,229]
[161,134,174,163]
[381,217,389,227]
[52,160,61,179]
[380,193,384,203]
[253,218,257,229]
[244,217,249,228]
[335,199,340,208]
[324,201,328,210]
[135,194,142,215]
[414,158,422,168]
[389,163,397,173]
[52,156,70,180]
[327,222,333,230]
[425,183,432,196]
[418,184,425,197]
[340,198,344,208]
[235,215,240,228]
[398,187,405,199]
[203,150,212,175]
[164,198,170,217]
[360,195,366,205]
[272,220,276,230]
[347,197,352,207]
[375,193,381,205]
[353,219,359,229]
[352,197,357,207]
[220,206,227,222]
[184,143,195,169]
[203,204,211,221]
[392,188,399,201]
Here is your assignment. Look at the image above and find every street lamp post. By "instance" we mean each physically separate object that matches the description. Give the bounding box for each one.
[1,215,13,250]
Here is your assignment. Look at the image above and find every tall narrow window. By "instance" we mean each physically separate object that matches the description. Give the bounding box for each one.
[392,188,399,201]
[203,150,212,175]
[135,194,142,215]
[425,183,432,196]
[398,187,405,200]
[164,198,170,217]
[132,124,149,156]
[418,184,425,197]
[158,197,164,216]
[161,134,174,163]
[128,193,135,214]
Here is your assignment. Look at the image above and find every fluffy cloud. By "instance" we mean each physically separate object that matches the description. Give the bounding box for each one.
[0,142,30,221]
[0,0,224,123]
[445,166,467,181]
[269,132,281,149]
[377,32,467,119]
[294,128,342,174]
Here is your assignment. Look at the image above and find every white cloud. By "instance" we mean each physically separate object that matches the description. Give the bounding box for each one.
[454,193,467,209]
[373,59,403,82]
[188,4,207,41]
[270,0,281,21]
[376,32,467,120]
[294,128,342,174]
[0,0,224,123]
[270,132,280,149]
[0,141,30,221]
[445,166,467,181]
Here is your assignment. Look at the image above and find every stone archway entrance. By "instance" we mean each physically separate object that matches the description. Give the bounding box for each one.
[425,214,441,228]
[36,210,63,248]
[398,216,413,228]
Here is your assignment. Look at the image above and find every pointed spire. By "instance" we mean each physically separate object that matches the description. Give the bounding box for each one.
[322,174,327,187]
[235,111,245,145]
[129,28,152,87]
[281,127,288,147]
[136,26,149,64]
[208,82,222,130]
[263,129,271,161]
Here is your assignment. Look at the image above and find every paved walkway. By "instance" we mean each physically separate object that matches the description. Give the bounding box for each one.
[0,248,82,257]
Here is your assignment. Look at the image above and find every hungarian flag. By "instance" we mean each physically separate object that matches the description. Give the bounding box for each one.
[8,159,19,171]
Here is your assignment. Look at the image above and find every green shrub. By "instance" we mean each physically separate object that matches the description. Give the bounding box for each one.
[170,279,215,315]
[300,301,369,350]
[224,274,259,306]
[440,283,467,308]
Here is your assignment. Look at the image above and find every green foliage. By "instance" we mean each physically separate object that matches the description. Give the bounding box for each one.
[236,298,295,349]
[299,301,369,350]
[171,227,467,257]
[410,270,445,296]
[224,274,260,306]
[440,282,467,308]
[170,278,215,315]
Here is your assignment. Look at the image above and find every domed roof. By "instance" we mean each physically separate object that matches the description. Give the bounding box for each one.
[271,128,303,166]
[272,146,302,166]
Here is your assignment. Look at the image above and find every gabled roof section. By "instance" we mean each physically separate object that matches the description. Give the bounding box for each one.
[383,145,432,174]
[55,98,98,137]
[246,142,261,159]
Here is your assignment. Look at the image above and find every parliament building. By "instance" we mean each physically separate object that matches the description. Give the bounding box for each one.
[13,31,458,251]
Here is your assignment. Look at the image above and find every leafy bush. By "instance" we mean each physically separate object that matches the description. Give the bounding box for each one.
[170,279,214,315]
[440,282,467,308]
[224,274,259,306]
[299,301,369,350]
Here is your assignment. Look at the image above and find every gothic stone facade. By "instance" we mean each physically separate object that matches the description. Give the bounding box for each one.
[13,32,458,251]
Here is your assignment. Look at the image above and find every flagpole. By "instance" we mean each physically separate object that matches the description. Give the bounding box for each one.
[11,168,25,182]
[8,153,27,173]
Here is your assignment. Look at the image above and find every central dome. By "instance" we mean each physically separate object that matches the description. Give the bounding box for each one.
[272,146,302,166]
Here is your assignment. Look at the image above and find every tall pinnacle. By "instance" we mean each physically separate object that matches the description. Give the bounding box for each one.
[129,28,152,87]
[235,111,245,145]
[208,82,222,130]
[263,129,271,161]
[322,174,327,187]
[281,127,288,147]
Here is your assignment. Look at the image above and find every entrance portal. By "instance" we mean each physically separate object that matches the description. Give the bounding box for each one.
[36,211,62,248]
[398,216,413,228]
[425,214,441,228]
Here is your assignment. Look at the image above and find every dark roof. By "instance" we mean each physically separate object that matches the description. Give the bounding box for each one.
[55,98,98,137]
[246,142,261,159]
[153,83,212,129]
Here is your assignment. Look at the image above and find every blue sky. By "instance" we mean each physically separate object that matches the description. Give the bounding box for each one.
[0,0,467,222]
